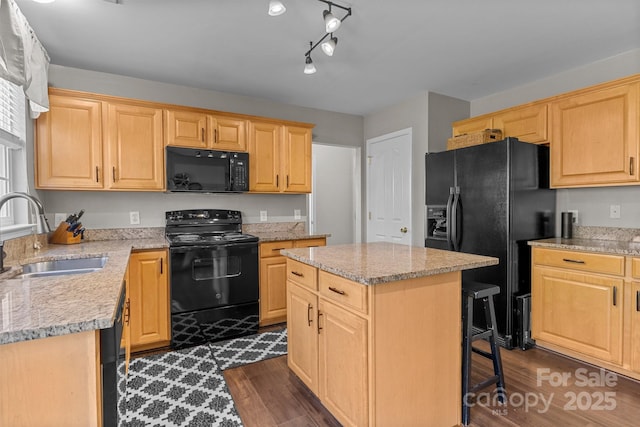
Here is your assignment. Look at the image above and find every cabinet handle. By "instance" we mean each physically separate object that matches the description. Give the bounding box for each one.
[286,175,289,188]
[291,271,304,277]
[307,303,313,326]
[328,286,346,295]
[214,129,218,143]
[631,157,635,176]
[201,128,205,142]
[317,311,323,334]
[272,247,286,252]
[276,174,279,188]
[613,286,617,306]
[160,258,164,274]
[124,298,131,325]
[112,166,117,182]
[637,290,640,312]
[562,258,585,264]
[96,166,99,182]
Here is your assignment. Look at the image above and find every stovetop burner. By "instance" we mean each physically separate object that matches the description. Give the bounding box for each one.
[165,209,258,246]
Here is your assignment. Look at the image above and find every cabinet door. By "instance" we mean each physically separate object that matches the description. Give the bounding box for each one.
[318,299,368,427]
[106,103,165,190]
[282,126,312,193]
[532,266,623,364]
[259,256,288,326]
[287,281,319,393]
[129,250,170,351]
[493,103,548,143]
[211,116,247,152]
[165,109,209,148]
[249,121,281,192]
[35,95,104,189]
[550,82,639,187]
[451,115,493,137]
[632,281,640,373]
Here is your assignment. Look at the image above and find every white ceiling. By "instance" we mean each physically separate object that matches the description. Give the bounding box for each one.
[14,0,640,116]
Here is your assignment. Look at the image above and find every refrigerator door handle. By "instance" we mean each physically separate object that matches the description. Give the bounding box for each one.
[451,187,461,251]
[446,187,455,250]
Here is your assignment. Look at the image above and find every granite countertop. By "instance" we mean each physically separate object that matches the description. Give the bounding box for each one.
[0,237,168,345]
[529,237,640,256]
[281,242,498,285]
[251,231,330,242]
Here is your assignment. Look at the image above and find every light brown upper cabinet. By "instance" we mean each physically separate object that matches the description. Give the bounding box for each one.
[249,121,313,193]
[451,103,548,144]
[550,81,639,187]
[36,94,104,189]
[164,109,247,152]
[36,89,164,191]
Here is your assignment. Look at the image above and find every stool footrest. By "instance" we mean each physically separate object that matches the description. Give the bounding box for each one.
[469,375,501,394]
[471,330,493,342]
[471,347,493,360]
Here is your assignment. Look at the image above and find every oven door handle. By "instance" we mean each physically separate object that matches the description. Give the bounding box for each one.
[192,272,242,281]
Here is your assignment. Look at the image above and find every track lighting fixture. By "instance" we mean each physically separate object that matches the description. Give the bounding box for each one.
[267,0,352,74]
[268,0,286,16]
[320,35,338,56]
[323,8,341,33]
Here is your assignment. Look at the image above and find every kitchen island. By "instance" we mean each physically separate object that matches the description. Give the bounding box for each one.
[281,242,498,427]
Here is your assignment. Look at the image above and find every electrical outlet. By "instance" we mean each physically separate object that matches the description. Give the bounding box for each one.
[568,210,579,225]
[294,209,301,220]
[129,211,140,225]
[609,205,621,219]
[54,213,67,224]
[260,210,268,222]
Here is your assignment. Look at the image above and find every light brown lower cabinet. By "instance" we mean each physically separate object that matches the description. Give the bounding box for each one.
[259,238,326,326]
[286,258,462,427]
[532,248,640,381]
[129,249,170,352]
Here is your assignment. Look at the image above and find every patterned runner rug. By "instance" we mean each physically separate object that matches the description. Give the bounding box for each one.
[120,328,287,427]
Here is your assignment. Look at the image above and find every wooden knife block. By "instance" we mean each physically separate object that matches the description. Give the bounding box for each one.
[49,222,82,245]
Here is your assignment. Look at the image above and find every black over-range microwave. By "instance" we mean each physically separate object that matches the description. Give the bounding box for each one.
[166,146,249,193]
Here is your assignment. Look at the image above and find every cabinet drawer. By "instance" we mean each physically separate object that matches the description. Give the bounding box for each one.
[287,259,317,290]
[632,258,640,279]
[533,248,625,276]
[294,238,326,248]
[261,240,294,258]
[319,270,368,314]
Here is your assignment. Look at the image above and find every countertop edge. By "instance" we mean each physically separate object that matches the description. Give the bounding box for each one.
[281,249,498,285]
[528,238,640,256]
[253,233,331,243]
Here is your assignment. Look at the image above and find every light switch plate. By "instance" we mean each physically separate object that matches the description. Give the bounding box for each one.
[568,210,579,224]
[260,210,268,222]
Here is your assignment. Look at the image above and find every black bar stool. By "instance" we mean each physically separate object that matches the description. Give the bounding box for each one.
[461,281,506,426]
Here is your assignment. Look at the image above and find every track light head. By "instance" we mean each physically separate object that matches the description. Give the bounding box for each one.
[304,56,317,74]
[321,35,338,56]
[323,9,341,33]
[268,0,286,16]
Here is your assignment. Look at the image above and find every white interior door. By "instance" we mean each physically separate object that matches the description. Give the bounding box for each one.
[366,129,412,244]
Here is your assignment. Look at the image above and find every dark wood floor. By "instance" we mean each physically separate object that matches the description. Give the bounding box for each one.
[224,333,640,427]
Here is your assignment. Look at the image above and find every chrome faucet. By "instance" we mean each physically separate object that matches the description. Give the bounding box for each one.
[0,192,51,273]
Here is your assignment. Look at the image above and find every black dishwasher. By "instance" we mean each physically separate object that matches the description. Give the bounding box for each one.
[100,285,125,427]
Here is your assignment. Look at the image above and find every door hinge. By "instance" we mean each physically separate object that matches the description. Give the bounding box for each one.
[368,212,371,220]
[367,156,372,165]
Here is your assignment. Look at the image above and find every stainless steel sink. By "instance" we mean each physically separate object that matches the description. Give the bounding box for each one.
[18,256,108,279]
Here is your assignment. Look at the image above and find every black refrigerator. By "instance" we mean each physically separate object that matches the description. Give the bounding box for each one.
[425,137,555,350]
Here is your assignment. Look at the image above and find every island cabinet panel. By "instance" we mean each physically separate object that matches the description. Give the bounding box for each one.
[318,299,368,427]
[550,81,640,187]
[287,279,319,393]
[632,259,640,373]
[129,249,170,352]
[286,258,463,427]
[0,330,101,427]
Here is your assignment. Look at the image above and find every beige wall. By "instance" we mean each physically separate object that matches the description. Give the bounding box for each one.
[471,48,640,228]
[33,65,363,229]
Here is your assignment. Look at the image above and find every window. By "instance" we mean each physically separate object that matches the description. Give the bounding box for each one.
[0,78,28,230]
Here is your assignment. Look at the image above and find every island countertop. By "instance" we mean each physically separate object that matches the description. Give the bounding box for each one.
[281,242,498,285]
[0,238,168,345]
